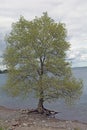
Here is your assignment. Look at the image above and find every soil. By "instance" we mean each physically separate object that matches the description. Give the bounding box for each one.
[0,106,87,130]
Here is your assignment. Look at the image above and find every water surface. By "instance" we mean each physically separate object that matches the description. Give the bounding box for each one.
[0,67,87,123]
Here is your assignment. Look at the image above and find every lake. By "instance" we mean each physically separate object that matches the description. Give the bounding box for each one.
[0,67,87,123]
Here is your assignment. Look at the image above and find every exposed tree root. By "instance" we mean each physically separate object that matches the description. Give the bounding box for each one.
[21,108,59,116]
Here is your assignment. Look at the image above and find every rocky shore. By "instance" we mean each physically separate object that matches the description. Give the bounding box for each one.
[0,106,87,130]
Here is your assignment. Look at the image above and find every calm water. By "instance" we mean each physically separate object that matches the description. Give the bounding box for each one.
[0,67,87,123]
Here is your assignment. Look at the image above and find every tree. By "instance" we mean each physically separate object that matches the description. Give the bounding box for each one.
[4,12,82,114]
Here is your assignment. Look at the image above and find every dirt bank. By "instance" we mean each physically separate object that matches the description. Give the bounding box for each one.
[0,106,87,130]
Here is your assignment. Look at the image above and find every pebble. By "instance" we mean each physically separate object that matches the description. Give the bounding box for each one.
[12,120,19,126]
[42,120,46,123]
[22,123,28,127]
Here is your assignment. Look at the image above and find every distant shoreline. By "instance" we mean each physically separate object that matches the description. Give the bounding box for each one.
[72,66,87,69]
[0,69,8,74]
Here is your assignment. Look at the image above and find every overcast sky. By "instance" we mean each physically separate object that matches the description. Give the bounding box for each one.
[0,0,87,67]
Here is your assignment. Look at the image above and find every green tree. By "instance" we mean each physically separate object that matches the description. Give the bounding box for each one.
[4,12,82,114]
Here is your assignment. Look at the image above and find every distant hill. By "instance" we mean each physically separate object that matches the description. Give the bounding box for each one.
[0,69,8,74]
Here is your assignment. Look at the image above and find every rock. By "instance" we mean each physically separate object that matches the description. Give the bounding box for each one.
[42,120,46,123]
[8,126,15,130]
[12,120,19,126]
[45,123,49,127]
[33,121,36,125]
[20,109,29,114]
[5,120,9,123]
[22,123,28,127]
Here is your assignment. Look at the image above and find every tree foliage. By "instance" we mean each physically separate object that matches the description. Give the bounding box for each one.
[4,12,83,113]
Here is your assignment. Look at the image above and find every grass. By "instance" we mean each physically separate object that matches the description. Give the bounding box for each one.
[74,128,81,130]
[0,128,4,130]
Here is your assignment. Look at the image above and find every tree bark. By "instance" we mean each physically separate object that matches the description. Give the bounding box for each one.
[37,57,45,113]
[37,97,44,113]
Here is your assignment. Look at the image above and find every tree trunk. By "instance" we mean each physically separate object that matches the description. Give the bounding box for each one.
[37,97,44,113]
[37,57,45,113]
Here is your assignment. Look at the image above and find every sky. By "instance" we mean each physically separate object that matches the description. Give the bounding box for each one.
[0,0,87,67]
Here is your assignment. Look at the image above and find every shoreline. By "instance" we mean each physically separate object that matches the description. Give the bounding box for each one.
[0,105,87,124]
[0,105,87,130]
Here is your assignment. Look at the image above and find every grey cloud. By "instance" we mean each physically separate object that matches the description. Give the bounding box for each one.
[67,47,87,67]
[68,48,87,62]
[0,0,87,67]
